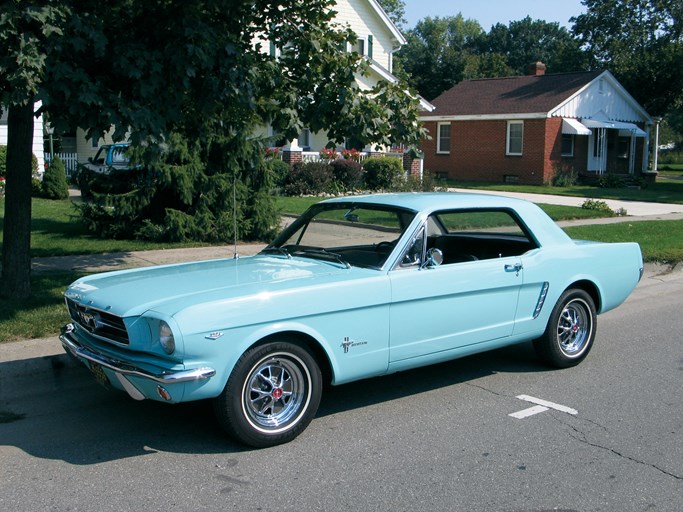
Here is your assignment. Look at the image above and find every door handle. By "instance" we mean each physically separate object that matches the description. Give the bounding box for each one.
[505,263,523,276]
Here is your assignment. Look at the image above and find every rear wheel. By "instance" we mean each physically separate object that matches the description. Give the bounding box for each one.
[213,339,322,448]
[534,288,596,368]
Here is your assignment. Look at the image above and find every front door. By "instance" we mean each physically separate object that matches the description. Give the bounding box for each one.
[388,256,523,362]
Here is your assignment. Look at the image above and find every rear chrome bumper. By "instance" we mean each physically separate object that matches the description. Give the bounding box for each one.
[60,323,216,385]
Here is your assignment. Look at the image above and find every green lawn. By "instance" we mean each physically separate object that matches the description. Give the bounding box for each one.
[564,220,683,264]
[445,178,683,205]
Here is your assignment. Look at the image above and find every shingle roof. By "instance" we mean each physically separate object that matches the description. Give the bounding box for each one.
[428,70,604,116]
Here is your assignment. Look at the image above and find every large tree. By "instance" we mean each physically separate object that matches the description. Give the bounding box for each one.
[0,0,425,298]
[1,3,68,299]
[376,0,407,27]
[571,0,683,117]
[396,15,485,100]
[396,14,588,102]
[480,17,588,76]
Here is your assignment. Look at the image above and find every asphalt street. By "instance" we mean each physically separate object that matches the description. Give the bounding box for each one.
[0,266,681,511]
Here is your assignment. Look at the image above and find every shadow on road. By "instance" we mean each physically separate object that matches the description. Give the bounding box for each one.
[0,342,549,464]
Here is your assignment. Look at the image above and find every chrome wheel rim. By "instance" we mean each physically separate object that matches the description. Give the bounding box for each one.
[556,298,592,357]
[242,353,310,434]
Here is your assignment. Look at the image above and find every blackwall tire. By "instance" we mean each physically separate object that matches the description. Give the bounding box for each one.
[213,339,322,448]
[534,288,597,368]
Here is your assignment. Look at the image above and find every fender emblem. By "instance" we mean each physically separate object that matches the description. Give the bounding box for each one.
[341,337,367,354]
[205,332,224,340]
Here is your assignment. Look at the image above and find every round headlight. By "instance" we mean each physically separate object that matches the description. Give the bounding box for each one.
[159,321,176,354]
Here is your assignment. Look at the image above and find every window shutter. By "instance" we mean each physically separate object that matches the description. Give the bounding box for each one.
[368,35,373,59]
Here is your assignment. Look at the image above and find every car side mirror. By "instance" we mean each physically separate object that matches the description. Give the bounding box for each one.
[423,248,444,269]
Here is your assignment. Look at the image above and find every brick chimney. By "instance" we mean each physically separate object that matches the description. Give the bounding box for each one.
[528,61,546,76]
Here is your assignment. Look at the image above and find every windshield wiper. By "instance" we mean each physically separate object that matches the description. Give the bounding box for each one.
[292,248,351,269]
[260,246,292,258]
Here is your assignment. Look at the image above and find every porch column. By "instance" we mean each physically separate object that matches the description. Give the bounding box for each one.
[402,150,423,179]
[282,139,302,168]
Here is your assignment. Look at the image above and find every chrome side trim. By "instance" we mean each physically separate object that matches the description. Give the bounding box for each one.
[60,324,216,385]
[533,282,550,319]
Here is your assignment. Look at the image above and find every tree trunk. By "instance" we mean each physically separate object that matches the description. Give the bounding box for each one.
[1,103,35,299]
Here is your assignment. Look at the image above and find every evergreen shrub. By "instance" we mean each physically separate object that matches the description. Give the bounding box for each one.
[42,156,70,199]
[363,156,404,190]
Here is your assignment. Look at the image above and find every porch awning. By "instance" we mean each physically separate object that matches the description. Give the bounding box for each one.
[581,119,648,137]
[562,118,591,135]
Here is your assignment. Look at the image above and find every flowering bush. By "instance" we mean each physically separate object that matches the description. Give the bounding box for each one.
[264,147,280,159]
[319,148,338,161]
[341,148,361,161]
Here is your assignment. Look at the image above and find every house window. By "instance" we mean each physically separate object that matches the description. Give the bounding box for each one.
[299,128,311,150]
[437,123,451,154]
[506,121,523,155]
[561,134,574,157]
[617,136,630,159]
[352,38,365,56]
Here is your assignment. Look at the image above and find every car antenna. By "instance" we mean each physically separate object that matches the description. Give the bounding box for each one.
[233,170,239,260]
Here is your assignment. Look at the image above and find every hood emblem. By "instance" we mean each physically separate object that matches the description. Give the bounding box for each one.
[79,310,99,332]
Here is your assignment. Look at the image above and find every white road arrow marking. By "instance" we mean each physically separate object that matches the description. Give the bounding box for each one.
[509,405,549,419]
[509,395,578,419]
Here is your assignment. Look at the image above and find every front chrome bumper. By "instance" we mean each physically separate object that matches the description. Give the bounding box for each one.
[60,323,216,385]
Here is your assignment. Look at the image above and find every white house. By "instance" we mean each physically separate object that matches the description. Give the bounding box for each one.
[0,104,45,173]
[262,0,433,153]
[65,1,429,164]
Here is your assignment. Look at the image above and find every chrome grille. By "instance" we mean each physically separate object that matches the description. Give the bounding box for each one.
[65,298,129,345]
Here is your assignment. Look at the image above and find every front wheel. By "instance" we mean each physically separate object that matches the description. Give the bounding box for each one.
[213,339,322,448]
[533,289,597,368]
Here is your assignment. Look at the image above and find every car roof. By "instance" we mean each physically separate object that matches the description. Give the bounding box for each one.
[320,192,573,245]
[321,192,532,214]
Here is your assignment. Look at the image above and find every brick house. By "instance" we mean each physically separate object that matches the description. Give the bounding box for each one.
[419,63,653,185]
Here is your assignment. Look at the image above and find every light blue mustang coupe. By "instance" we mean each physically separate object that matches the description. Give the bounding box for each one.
[61,193,643,447]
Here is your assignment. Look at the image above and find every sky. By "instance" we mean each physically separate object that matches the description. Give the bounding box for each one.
[402,0,586,30]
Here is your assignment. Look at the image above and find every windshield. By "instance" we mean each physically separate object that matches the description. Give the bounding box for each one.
[264,202,417,269]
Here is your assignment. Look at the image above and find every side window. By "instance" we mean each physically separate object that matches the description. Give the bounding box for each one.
[428,209,536,264]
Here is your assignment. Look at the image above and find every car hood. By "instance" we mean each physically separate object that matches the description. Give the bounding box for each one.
[65,254,359,318]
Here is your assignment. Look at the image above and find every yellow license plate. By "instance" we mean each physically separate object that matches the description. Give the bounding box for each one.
[89,362,110,388]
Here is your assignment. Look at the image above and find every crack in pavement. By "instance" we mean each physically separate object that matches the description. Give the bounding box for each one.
[558,416,682,481]
[466,382,681,481]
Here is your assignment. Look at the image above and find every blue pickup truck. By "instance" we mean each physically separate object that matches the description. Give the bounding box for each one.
[81,143,132,175]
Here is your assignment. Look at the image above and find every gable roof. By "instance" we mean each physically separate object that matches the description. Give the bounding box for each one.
[364,0,406,47]
[424,70,604,118]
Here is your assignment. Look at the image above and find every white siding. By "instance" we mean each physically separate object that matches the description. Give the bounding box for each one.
[551,72,650,124]
[0,103,44,173]
[334,0,398,75]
